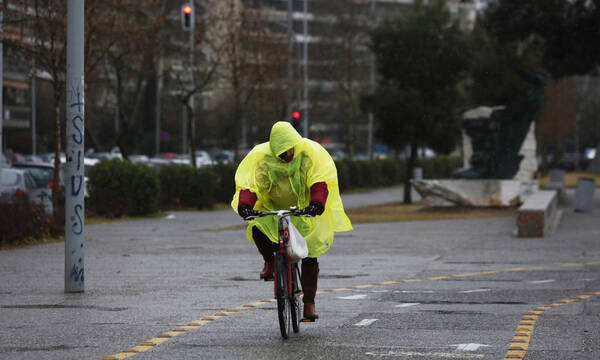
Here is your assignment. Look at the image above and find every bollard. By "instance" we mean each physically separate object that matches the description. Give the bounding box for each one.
[574,177,596,212]
[549,169,565,184]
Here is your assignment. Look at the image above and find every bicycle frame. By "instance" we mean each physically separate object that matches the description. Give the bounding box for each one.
[246,206,310,338]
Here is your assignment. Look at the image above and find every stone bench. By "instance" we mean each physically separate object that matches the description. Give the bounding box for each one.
[516,190,558,237]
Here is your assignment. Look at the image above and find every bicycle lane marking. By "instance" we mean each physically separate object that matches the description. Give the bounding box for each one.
[504,291,600,360]
[101,260,600,360]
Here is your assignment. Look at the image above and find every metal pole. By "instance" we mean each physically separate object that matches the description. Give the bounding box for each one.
[65,0,85,293]
[0,0,4,172]
[189,2,195,160]
[367,0,376,159]
[31,59,37,155]
[155,56,162,156]
[302,0,309,138]
[286,0,293,118]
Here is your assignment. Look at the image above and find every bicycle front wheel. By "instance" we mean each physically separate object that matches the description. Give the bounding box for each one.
[290,263,301,333]
[275,254,290,339]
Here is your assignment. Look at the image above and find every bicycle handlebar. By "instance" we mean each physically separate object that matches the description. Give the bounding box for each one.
[244,207,314,220]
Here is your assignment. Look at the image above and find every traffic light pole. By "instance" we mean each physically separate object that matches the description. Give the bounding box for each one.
[286,0,293,118]
[65,0,85,293]
[189,3,195,163]
[302,0,309,138]
[0,1,4,174]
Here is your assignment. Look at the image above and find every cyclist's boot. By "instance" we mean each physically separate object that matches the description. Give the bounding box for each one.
[301,261,319,322]
[260,259,274,281]
[253,227,274,281]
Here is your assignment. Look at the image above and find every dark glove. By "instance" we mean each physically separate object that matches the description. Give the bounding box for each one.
[239,205,259,220]
[302,201,324,216]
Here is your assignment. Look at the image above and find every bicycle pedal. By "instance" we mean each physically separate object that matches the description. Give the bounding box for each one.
[301,318,316,323]
[263,277,274,282]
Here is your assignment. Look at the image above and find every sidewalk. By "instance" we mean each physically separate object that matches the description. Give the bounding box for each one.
[0,186,597,360]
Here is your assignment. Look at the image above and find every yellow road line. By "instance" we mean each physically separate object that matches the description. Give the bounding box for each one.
[504,291,600,360]
[102,260,600,359]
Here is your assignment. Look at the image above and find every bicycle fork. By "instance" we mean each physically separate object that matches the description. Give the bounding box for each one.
[274,216,292,299]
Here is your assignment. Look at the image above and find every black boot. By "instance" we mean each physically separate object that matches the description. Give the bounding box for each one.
[252,227,275,281]
[301,260,319,321]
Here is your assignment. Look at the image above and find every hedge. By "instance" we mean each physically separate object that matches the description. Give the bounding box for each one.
[0,194,53,246]
[87,156,460,217]
[88,159,160,217]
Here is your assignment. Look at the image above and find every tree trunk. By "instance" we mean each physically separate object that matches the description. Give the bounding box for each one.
[403,142,418,204]
[347,119,355,160]
[187,102,196,168]
[52,98,61,221]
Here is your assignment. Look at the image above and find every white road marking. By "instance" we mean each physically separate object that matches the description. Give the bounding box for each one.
[460,288,491,293]
[338,294,368,300]
[365,351,484,358]
[354,318,378,327]
[530,279,555,284]
[398,290,435,293]
[395,303,420,308]
[451,343,491,351]
[165,214,175,219]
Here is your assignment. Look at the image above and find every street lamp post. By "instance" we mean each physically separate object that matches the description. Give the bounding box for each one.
[65,0,85,293]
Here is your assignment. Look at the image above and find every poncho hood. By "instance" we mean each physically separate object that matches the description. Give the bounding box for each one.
[269,121,303,157]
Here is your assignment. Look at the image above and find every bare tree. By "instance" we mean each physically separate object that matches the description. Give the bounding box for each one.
[5,0,116,220]
[211,0,287,159]
[325,0,372,159]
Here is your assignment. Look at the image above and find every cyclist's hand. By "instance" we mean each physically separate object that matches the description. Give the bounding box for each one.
[239,205,259,220]
[301,201,324,217]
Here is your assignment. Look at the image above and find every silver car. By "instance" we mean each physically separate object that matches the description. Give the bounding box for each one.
[0,168,53,215]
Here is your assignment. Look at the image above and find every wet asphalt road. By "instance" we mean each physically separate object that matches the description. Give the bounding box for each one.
[1,187,600,360]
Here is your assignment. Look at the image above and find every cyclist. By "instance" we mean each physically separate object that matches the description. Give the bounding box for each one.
[232,121,353,321]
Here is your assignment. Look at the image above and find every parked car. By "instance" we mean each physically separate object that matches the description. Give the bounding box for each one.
[12,163,65,214]
[210,149,234,163]
[195,150,213,167]
[0,168,52,215]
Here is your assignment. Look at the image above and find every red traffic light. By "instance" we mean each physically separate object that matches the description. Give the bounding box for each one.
[291,111,301,120]
[183,4,192,14]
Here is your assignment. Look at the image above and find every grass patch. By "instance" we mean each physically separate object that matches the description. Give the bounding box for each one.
[86,212,165,225]
[539,172,600,188]
[0,236,63,250]
[346,202,516,224]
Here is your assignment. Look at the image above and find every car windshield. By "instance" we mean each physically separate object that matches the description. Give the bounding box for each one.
[1,171,20,186]
[13,166,54,188]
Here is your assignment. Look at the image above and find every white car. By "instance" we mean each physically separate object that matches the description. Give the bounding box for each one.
[0,168,52,215]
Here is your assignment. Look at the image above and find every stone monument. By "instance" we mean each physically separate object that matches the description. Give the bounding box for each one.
[413,71,547,207]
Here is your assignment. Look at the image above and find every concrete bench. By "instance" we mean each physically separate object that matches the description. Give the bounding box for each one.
[516,190,558,237]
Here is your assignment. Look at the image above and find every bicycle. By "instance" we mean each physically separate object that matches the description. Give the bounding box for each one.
[246,206,313,339]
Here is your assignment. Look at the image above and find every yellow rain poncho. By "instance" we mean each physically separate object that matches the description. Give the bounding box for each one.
[231,122,353,257]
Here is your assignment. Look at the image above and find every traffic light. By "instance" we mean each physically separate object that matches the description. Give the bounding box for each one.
[181,4,193,31]
[291,110,302,132]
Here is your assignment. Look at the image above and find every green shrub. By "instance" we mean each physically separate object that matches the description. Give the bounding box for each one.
[379,158,404,186]
[347,159,366,189]
[417,156,462,179]
[334,159,351,191]
[0,194,52,246]
[159,165,217,209]
[88,159,160,217]
[212,162,237,204]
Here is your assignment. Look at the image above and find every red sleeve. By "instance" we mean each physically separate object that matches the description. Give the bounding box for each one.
[310,182,328,208]
[238,189,257,210]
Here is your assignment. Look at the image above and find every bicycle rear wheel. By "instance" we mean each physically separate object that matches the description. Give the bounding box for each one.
[290,263,302,333]
[275,254,290,339]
